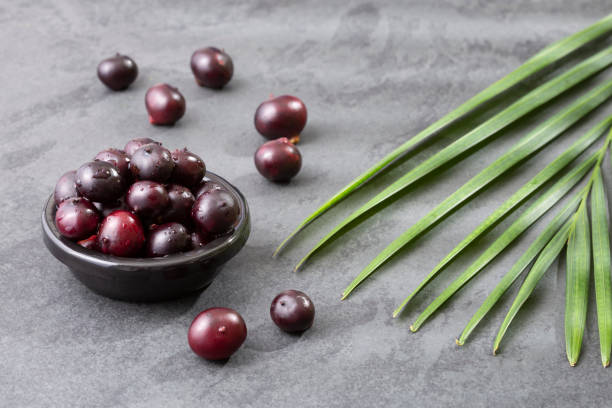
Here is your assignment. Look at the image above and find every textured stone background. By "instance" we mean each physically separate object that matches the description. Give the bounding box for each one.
[2,1,612,407]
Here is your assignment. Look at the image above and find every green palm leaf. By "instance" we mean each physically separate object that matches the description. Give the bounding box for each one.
[274,14,612,256]
[457,193,583,345]
[409,152,599,332]
[565,201,591,366]
[394,116,612,317]
[492,218,574,354]
[344,78,612,300]
[591,167,612,367]
[293,46,612,272]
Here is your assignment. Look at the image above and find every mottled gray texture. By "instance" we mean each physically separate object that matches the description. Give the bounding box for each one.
[2,1,612,407]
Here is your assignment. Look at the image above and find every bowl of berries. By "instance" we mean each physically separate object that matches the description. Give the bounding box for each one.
[42,138,250,302]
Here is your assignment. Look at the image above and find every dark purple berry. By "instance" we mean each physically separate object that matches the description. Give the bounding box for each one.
[94,148,131,185]
[188,308,247,360]
[93,197,129,218]
[254,137,302,182]
[55,197,100,240]
[190,47,234,89]
[76,161,124,203]
[130,143,175,182]
[145,83,185,125]
[171,148,206,188]
[54,170,79,206]
[191,231,211,249]
[124,138,161,157]
[147,222,191,257]
[97,210,145,257]
[164,184,195,225]
[270,290,315,333]
[97,54,138,91]
[254,95,307,143]
[126,181,169,220]
[191,189,240,236]
[194,180,223,198]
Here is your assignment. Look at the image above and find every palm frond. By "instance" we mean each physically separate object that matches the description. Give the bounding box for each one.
[457,193,582,345]
[293,46,612,272]
[344,78,612,300]
[565,201,591,366]
[394,117,612,317]
[408,152,598,332]
[492,218,573,354]
[591,167,612,367]
[274,14,612,256]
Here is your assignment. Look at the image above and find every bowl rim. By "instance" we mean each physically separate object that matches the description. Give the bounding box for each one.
[42,171,249,268]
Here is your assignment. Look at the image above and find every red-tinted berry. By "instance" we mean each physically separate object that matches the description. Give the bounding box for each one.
[124,138,161,157]
[97,54,138,91]
[97,210,145,257]
[55,197,100,240]
[145,83,185,125]
[254,138,302,182]
[76,161,124,203]
[254,95,307,143]
[164,184,195,225]
[130,144,175,182]
[77,235,98,251]
[190,47,234,89]
[191,189,240,236]
[94,148,131,185]
[270,290,315,333]
[194,180,223,198]
[126,181,169,220]
[170,148,205,188]
[54,170,80,206]
[147,222,191,257]
[188,308,247,360]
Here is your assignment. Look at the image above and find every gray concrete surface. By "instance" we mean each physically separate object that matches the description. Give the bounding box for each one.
[2,1,612,407]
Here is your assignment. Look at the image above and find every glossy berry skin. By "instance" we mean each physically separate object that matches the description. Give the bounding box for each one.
[95,148,131,185]
[171,148,206,188]
[76,161,124,203]
[194,180,223,198]
[55,197,100,240]
[191,189,239,236]
[145,84,186,125]
[147,222,191,257]
[270,290,315,333]
[54,170,79,206]
[164,184,195,225]
[190,47,234,89]
[97,54,138,91]
[188,308,247,360]
[254,138,302,182]
[97,210,145,257]
[254,95,307,143]
[191,231,211,249]
[126,181,169,220]
[77,235,98,250]
[124,138,161,157]
[130,144,175,182]
[93,197,129,218]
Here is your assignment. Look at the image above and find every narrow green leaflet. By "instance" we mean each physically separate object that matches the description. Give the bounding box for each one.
[565,202,591,366]
[344,78,612,300]
[492,218,573,354]
[293,46,612,272]
[394,117,612,317]
[409,152,598,332]
[591,167,612,367]
[456,193,582,345]
[275,14,612,256]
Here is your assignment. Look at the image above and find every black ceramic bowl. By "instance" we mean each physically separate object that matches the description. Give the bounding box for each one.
[42,172,250,302]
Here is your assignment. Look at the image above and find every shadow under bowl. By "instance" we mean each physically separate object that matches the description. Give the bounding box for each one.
[41,171,250,302]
